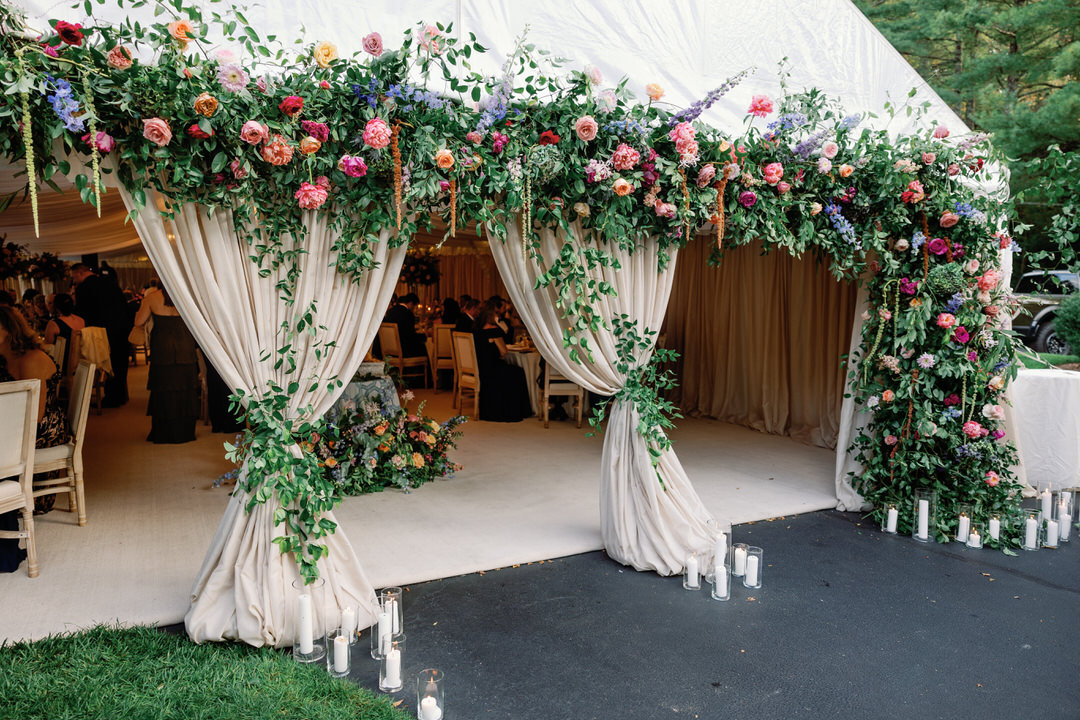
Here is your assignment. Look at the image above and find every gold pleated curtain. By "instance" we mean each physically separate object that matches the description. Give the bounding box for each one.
[395,248,508,308]
[666,239,858,450]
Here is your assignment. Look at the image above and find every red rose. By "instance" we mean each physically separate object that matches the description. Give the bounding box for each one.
[55,21,84,46]
[187,123,213,139]
[539,130,560,145]
[279,95,304,117]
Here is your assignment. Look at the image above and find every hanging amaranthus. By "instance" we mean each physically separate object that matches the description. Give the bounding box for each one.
[391,121,403,230]
[714,177,728,249]
[449,178,457,238]
[81,73,102,218]
[679,169,690,244]
[521,152,532,262]
[16,48,38,237]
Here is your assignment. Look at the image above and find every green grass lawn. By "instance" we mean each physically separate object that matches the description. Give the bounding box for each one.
[1019,351,1080,369]
[0,626,411,720]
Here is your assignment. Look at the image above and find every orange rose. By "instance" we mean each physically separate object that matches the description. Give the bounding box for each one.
[299,136,322,155]
[261,135,294,166]
[193,92,218,118]
[313,41,338,68]
[378,443,389,452]
[412,452,425,468]
[613,178,633,196]
[839,164,854,178]
[645,83,664,101]
[168,20,194,47]
[882,389,895,402]
[435,148,455,170]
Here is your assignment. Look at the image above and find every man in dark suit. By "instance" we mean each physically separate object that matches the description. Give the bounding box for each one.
[383,292,427,357]
[454,297,479,333]
[72,263,133,407]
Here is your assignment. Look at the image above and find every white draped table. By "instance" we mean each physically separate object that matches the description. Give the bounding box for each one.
[1012,368,1080,491]
[505,348,542,416]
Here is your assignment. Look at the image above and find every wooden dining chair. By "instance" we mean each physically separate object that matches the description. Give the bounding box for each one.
[32,361,95,526]
[543,365,584,428]
[379,322,430,388]
[431,324,456,395]
[0,379,41,577]
[450,331,479,417]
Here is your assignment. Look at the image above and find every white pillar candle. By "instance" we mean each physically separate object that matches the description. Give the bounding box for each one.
[686,555,700,587]
[988,517,1000,540]
[1060,514,1071,542]
[1045,520,1059,547]
[377,610,391,655]
[384,648,401,688]
[297,593,313,654]
[733,547,747,576]
[333,634,348,673]
[1040,488,1052,518]
[714,564,728,596]
[341,607,356,643]
[714,533,728,563]
[1058,501,1070,524]
[420,696,442,720]
[387,598,401,634]
[1024,517,1038,549]
[917,499,929,539]
[957,514,970,543]
[744,556,760,586]
[886,507,898,533]
[966,530,980,548]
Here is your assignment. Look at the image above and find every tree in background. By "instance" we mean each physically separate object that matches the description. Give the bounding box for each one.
[855,0,1080,273]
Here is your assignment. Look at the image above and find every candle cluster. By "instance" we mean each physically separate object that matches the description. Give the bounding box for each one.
[683,525,764,603]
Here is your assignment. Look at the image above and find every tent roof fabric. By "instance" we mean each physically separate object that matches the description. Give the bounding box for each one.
[8,0,974,256]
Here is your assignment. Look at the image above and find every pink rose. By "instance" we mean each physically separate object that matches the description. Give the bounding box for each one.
[363,32,383,57]
[738,190,757,208]
[82,131,115,153]
[747,94,774,117]
[927,237,949,255]
[294,181,329,210]
[762,162,784,185]
[240,120,269,145]
[466,131,483,144]
[922,152,936,165]
[654,202,677,219]
[229,159,248,179]
[939,211,960,228]
[984,470,1000,487]
[977,269,1002,292]
[884,435,898,446]
[319,80,330,90]
[363,117,392,149]
[936,313,956,329]
[932,125,949,139]
[141,118,172,147]
[611,143,640,170]
[821,141,839,159]
[107,46,133,69]
[337,154,368,178]
[419,24,443,55]
[962,420,983,439]
[575,116,598,142]
[696,164,716,188]
[982,403,1005,421]
[585,64,603,85]
[668,122,695,144]
[947,163,960,176]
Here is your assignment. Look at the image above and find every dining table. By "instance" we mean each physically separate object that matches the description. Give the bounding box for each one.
[504,344,542,416]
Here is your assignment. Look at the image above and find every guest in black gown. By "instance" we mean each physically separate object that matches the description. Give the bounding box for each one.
[383,293,427,357]
[72,263,132,407]
[473,307,532,422]
[134,286,199,443]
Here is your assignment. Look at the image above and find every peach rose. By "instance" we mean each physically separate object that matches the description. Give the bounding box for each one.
[613,178,633,196]
[646,83,664,101]
[363,117,392,149]
[838,164,854,177]
[107,46,132,69]
[939,211,960,228]
[574,115,598,142]
[168,20,194,47]
[239,120,269,145]
[882,389,895,403]
[435,148,455,170]
[313,41,337,68]
[261,135,294,166]
[193,92,218,117]
[141,117,172,147]
[299,136,321,155]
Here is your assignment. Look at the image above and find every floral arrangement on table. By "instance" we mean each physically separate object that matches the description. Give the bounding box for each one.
[23,251,70,282]
[399,247,441,287]
[310,393,466,495]
[0,0,1032,568]
[0,239,68,282]
[0,241,30,280]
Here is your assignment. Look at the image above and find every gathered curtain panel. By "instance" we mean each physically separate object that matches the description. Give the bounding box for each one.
[491,221,719,575]
[117,185,406,646]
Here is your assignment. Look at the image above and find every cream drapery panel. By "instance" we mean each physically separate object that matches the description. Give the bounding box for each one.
[118,186,406,646]
[491,222,717,575]
[665,239,858,450]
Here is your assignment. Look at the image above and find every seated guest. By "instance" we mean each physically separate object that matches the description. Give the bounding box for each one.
[455,297,480,334]
[43,293,85,376]
[441,297,461,327]
[384,292,427,357]
[473,306,532,422]
[485,296,515,342]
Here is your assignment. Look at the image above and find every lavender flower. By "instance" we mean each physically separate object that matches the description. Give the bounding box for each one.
[793,128,829,160]
[669,68,752,126]
[943,292,964,314]
[910,231,927,251]
[604,118,649,137]
[824,203,860,248]
[955,444,982,459]
[352,78,379,109]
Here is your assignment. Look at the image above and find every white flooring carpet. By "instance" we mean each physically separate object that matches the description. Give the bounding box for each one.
[0,366,837,643]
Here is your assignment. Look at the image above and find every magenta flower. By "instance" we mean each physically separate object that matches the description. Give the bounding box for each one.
[943,394,960,406]
[738,190,757,208]
[301,120,330,142]
[899,277,918,295]
[952,326,970,344]
[927,237,949,255]
[336,154,368,178]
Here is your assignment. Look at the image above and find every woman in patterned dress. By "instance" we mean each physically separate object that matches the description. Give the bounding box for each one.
[0,306,71,572]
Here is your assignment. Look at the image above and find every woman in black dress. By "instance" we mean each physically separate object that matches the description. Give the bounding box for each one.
[473,307,532,422]
[0,306,70,572]
[133,287,199,443]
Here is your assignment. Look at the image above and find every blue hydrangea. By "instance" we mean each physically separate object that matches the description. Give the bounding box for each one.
[943,292,964,314]
[840,113,862,130]
[44,75,84,132]
[911,231,927,251]
[824,203,860,249]
[604,118,649,137]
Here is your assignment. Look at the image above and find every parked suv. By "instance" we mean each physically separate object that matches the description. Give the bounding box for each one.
[1012,270,1080,354]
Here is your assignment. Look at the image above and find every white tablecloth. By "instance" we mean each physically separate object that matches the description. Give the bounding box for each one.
[1012,368,1080,491]
[505,349,542,415]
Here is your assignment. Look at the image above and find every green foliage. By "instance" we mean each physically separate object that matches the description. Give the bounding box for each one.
[1055,291,1080,352]
[0,625,410,719]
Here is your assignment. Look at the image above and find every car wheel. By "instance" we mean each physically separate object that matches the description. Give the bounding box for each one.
[1035,321,1072,355]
